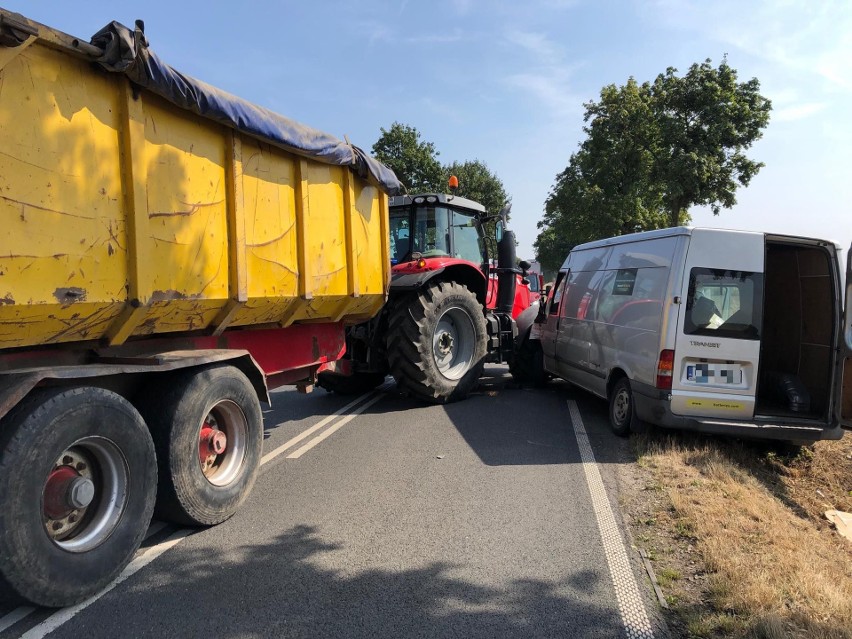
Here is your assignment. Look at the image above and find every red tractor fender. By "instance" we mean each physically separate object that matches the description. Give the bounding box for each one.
[390,259,488,305]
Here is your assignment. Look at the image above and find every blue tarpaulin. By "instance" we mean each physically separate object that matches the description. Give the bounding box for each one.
[91,21,402,195]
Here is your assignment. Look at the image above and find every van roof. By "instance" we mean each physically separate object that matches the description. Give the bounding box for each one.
[563,227,842,269]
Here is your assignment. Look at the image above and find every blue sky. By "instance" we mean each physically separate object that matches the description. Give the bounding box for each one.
[7,0,851,263]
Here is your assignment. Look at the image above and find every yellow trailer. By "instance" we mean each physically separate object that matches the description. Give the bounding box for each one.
[0,9,399,608]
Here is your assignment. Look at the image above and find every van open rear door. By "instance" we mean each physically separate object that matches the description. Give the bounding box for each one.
[835,243,852,430]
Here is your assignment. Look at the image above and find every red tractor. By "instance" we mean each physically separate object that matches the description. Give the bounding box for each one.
[318,182,532,403]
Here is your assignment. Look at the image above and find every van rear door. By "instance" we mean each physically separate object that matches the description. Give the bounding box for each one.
[835,243,852,430]
[670,231,765,420]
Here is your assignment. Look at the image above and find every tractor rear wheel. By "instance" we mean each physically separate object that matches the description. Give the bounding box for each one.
[386,281,487,403]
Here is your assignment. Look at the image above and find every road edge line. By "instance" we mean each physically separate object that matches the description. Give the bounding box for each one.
[567,400,655,639]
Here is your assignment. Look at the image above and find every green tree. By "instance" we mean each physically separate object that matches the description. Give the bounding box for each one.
[371,122,443,193]
[443,160,509,217]
[535,57,771,269]
[651,58,772,226]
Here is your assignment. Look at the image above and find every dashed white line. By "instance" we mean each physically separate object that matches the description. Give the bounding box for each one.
[567,400,655,639]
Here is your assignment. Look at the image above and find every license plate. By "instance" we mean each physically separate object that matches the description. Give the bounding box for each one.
[686,363,742,384]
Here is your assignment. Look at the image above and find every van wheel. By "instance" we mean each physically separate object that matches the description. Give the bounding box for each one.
[609,378,641,437]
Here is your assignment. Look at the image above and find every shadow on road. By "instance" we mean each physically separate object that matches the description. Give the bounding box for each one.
[110,524,621,639]
[381,365,634,467]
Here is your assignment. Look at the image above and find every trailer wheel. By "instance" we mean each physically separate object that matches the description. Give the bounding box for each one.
[387,281,487,403]
[0,387,156,607]
[139,365,262,526]
[510,334,547,387]
[609,378,643,437]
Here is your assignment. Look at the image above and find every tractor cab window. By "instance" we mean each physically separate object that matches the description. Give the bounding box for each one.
[413,207,450,257]
[389,210,411,263]
[451,211,483,264]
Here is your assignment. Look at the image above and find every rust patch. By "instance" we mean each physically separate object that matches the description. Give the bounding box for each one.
[54,287,87,304]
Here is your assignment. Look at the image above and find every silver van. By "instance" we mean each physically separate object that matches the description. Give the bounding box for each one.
[514,227,852,442]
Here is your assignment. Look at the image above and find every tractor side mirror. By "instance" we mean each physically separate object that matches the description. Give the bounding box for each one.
[518,260,531,275]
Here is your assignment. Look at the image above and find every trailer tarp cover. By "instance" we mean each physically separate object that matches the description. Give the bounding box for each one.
[91,21,402,195]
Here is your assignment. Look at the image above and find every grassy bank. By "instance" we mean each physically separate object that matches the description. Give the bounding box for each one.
[628,433,852,638]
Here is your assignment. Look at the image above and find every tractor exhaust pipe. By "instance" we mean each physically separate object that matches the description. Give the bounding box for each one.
[495,207,517,315]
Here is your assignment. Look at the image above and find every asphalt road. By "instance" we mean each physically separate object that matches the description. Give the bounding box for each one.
[0,366,668,639]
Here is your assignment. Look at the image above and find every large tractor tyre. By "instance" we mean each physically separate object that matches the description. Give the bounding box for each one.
[608,377,645,437]
[0,387,156,608]
[138,365,263,527]
[317,371,386,396]
[510,334,548,387]
[386,281,488,403]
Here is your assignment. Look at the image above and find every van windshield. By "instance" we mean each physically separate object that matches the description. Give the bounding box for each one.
[684,268,763,340]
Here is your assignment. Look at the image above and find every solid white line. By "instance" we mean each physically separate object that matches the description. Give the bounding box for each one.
[287,392,386,459]
[0,606,36,634]
[567,400,655,639]
[20,529,192,639]
[260,389,377,466]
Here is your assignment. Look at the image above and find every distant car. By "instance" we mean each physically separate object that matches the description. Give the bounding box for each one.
[526,271,544,304]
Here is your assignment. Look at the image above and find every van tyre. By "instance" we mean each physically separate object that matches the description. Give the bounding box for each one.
[510,334,547,387]
[387,281,487,403]
[0,387,156,608]
[139,365,263,527]
[609,378,643,437]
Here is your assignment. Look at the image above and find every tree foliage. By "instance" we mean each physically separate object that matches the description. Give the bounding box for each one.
[371,122,443,193]
[443,160,509,217]
[535,57,771,271]
[371,123,510,219]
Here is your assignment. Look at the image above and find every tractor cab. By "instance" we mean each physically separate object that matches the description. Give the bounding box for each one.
[389,193,487,268]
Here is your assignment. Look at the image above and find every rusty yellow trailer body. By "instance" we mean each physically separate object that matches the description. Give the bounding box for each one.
[0,17,389,351]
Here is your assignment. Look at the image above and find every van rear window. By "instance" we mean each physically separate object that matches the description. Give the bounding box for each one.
[684,268,763,340]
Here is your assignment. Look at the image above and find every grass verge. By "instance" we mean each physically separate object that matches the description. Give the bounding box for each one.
[627,432,852,639]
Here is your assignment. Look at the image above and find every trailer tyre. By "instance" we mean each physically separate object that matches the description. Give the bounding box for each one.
[387,281,487,403]
[140,365,263,527]
[609,378,643,437]
[0,387,156,608]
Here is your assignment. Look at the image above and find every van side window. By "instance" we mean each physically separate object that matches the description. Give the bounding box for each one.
[596,267,667,328]
[562,270,599,319]
[549,271,568,315]
[684,268,764,339]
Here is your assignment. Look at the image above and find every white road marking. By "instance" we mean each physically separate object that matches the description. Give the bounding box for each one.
[0,606,35,634]
[567,400,655,639]
[20,529,191,639]
[260,389,377,466]
[0,519,175,633]
[286,391,387,459]
[18,386,388,637]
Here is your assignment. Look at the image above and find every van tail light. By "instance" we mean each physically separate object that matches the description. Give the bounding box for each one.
[656,349,675,390]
